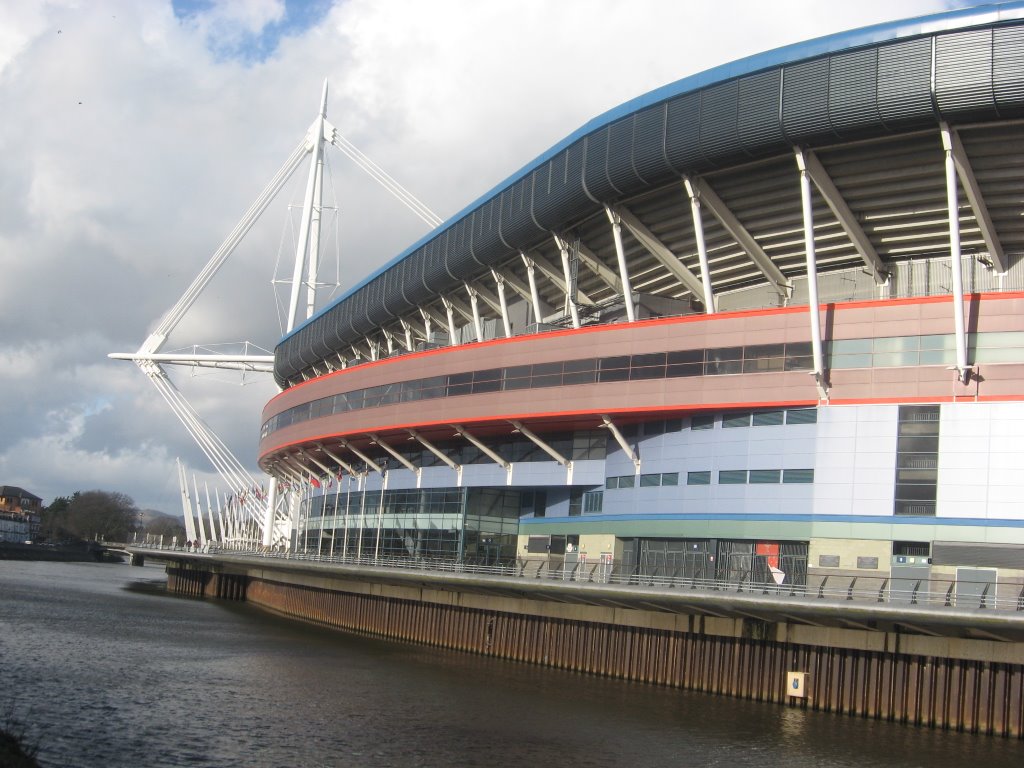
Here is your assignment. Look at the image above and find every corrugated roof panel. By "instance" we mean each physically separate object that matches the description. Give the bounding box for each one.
[936,28,997,118]
[737,69,785,154]
[699,80,744,165]
[877,37,935,128]
[994,24,1024,113]
[828,47,881,137]
[782,57,832,142]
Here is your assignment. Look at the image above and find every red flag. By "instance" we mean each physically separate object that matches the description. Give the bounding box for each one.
[310,477,321,489]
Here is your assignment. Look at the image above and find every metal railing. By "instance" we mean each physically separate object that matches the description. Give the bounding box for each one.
[136,542,1024,614]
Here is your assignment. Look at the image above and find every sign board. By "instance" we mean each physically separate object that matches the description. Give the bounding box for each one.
[787,671,807,698]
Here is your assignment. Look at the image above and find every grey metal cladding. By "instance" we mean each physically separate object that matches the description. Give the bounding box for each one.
[827,47,881,138]
[422,235,448,292]
[994,25,1024,113]
[935,29,997,119]
[877,37,935,128]
[381,260,409,316]
[699,80,745,166]
[446,218,480,280]
[582,125,618,201]
[359,273,385,328]
[533,140,592,229]
[737,69,785,155]
[632,104,673,186]
[311,316,332,361]
[349,284,374,337]
[472,195,505,259]
[498,175,542,249]
[782,57,833,143]
[402,248,432,307]
[665,91,705,174]
[607,116,644,196]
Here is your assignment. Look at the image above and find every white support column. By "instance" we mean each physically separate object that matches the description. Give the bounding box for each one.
[287,81,329,332]
[940,126,971,384]
[554,238,581,328]
[305,143,324,321]
[491,270,513,338]
[796,150,828,399]
[408,429,463,486]
[683,178,717,313]
[419,308,433,341]
[600,415,640,472]
[192,474,208,547]
[603,207,636,322]
[942,122,1006,273]
[509,420,573,484]
[177,459,197,545]
[382,329,394,356]
[401,319,414,351]
[442,297,459,347]
[520,252,544,327]
[465,283,484,341]
[365,337,379,361]
[373,471,389,562]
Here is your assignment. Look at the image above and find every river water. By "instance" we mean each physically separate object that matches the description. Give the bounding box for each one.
[0,561,1019,768]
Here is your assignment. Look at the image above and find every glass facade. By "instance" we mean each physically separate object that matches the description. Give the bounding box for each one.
[301,486,520,564]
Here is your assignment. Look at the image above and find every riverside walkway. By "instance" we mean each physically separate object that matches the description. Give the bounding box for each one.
[130,544,1024,643]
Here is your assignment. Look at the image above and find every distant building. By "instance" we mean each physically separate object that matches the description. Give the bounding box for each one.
[0,486,43,541]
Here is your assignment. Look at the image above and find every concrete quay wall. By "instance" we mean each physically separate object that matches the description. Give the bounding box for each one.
[161,555,1024,738]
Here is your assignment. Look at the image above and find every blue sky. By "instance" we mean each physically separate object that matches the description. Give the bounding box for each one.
[172,0,333,62]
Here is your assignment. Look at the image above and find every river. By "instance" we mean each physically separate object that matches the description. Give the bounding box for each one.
[0,560,1019,768]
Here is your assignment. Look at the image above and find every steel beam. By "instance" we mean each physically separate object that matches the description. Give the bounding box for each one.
[942,122,1007,273]
[797,148,887,284]
[689,176,790,298]
[613,203,707,301]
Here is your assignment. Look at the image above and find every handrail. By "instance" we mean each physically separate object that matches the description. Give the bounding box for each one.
[135,543,1024,614]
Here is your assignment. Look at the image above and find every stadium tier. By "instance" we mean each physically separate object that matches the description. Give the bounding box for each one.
[259,4,1024,588]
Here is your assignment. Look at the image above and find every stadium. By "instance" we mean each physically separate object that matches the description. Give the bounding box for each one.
[257,3,1024,593]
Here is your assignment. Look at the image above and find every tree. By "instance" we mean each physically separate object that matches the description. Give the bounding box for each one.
[39,495,73,542]
[62,490,140,542]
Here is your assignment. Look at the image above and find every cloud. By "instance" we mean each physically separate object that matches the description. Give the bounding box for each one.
[0,0,953,510]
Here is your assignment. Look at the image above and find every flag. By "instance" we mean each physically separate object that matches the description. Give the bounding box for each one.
[310,477,321,489]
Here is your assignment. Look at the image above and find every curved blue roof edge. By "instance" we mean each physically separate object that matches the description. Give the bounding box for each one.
[283,1,1024,344]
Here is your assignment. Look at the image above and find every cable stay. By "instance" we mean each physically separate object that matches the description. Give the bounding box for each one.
[111,79,444,550]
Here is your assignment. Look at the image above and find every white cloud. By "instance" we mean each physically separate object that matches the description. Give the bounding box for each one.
[0,0,953,510]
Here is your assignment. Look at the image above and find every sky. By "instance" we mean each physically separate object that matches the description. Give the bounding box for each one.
[0,0,964,514]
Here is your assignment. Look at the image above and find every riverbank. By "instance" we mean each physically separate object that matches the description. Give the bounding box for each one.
[0,542,122,563]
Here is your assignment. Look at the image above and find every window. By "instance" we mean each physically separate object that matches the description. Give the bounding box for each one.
[782,469,814,484]
[749,469,780,484]
[687,471,711,485]
[894,405,939,516]
[583,491,603,514]
[605,477,619,490]
[722,412,751,429]
[640,474,662,487]
[785,408,817,425]
[690,413,715,430]
[752,410,784,426]
[719,470,747,484]
[618,475,635,489]
[661,472,679,486]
